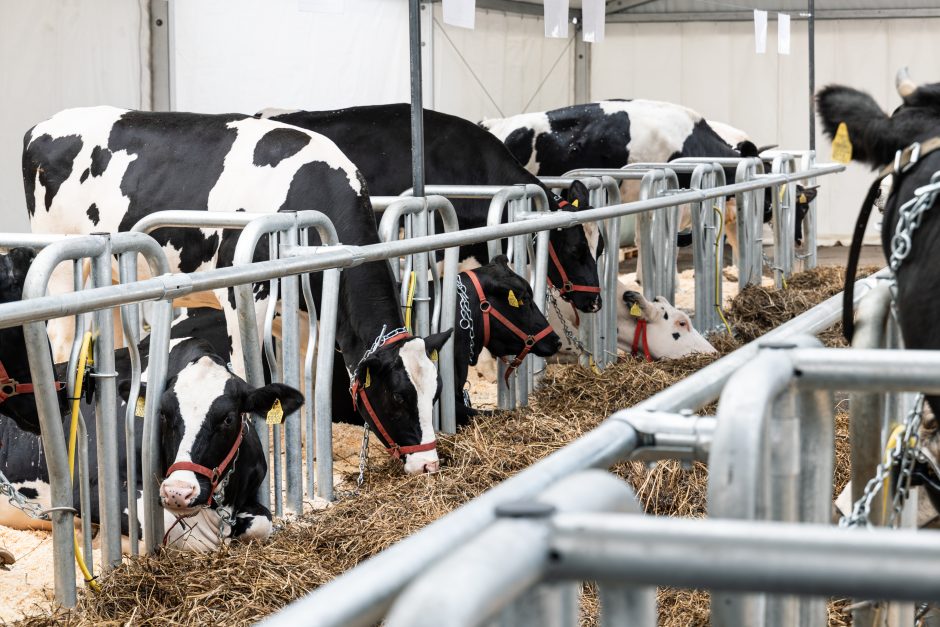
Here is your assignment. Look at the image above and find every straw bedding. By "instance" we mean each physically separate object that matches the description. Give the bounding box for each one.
[11,266,873,626]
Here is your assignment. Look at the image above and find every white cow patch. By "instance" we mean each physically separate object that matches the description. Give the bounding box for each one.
[599,100,699,164]
[481,112,552,174]
[162,356,233,495]
[397,338,440,474]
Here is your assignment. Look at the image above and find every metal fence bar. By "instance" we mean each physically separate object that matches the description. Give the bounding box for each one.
[376,196,460,434]
[546,513,940,601]
[280,225,303,515]
[689,164,726,333]
[766,153,798,288]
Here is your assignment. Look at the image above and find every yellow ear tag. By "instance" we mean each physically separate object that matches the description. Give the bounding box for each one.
[571,199,579,208]
[799,193,808,204]
[364,368,372,389]
[135,396,146,418]
[508,290,520,308]
[630,303,643,318]
[266,398,284,425]
[430,349,439,362]
[778,185,787,203]
[831,122,853,164]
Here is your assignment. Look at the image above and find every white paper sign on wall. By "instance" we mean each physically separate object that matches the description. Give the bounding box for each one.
[582,0,605,43]
[754,9,768,54]
[778,13,791,55]
[544,0,569,39]
[443,0,475,29]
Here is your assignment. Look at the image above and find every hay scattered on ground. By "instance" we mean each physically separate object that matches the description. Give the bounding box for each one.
[11,265,861,627]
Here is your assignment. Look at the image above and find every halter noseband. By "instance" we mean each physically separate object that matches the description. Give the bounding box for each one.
[349,331,438,460]
[165,416,247,507]
[550,199,602,299]
[631,318,653,362]
[463,270,555,384]
[0,359,64,404]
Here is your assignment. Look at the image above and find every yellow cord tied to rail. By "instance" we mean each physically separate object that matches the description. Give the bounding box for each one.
[403,271,417,333]
[880,423,915,521]
[69,331,100,591]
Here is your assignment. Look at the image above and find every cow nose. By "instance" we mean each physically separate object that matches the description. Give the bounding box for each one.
[423,461,440,473]
[160,480,198,509]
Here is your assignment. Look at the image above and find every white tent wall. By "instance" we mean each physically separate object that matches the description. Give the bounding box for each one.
[0,0,146,234]
[592,17,940,243]
[430,4,574,122]
[170,0,412,114]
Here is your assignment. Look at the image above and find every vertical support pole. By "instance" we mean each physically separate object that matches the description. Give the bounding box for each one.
[149,0,173,111]
[91,235,122,570]
[280,226,303,514]
[808,0,816,152]
[142,299,172,552]
[797,152,818,272]
[510,193,529,406]
[599,583,657,627]
[118,253,141,555]
[573,24,591,104]
[315,267,341,501]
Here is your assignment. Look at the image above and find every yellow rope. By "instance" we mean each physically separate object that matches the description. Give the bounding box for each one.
[403,271,417,333]
[713,205,734,335]
[68,332,100,591]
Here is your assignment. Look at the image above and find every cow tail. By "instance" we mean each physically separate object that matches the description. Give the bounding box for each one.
[843,177,884,342]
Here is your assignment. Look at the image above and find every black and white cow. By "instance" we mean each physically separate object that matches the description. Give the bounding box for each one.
[327,257,561,426]
[23,106,449,474]
[0,253,303,548]
[816,73,940,415]
[259,104,603,314]
[480,100,817,254]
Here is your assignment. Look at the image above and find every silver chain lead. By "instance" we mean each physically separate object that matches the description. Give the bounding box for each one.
[889,172,940,273]
[0,468,49,521]
[547,287,596,363]
[840,395,925,529]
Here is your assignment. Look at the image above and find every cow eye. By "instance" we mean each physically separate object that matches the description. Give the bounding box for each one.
[392,393,405,406]
[679,321,687,328]
[222,413,236,427]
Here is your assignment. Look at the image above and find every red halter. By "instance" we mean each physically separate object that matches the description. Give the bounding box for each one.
[165,417,247,507]
[549,199,602,299]
[349,332,438,460]
[463,270,556,384]
[0,359,64,404]
[631,319,654,362]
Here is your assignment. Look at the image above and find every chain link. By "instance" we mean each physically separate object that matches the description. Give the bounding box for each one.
[889,172,940,272]
[841,395,924,529]
[349,325,411,395]
[547,287,596,363]
[0,468,49,521]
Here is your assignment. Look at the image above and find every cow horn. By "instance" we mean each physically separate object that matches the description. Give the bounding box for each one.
[756,144,778,153]
[896,66,917,98]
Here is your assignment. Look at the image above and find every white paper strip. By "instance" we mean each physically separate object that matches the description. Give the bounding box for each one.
[298,0,344,14]
[582,0,605,43]
[443,0,475,29]
[754,9,767,54]
[778,12,791,55]
[544,0,569,39]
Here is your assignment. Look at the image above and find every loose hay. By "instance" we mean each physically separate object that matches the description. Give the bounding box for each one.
[11,266,864,626]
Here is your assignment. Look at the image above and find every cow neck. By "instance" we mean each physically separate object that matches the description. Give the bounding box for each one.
[462,269,555,383]
[335,262,407,368]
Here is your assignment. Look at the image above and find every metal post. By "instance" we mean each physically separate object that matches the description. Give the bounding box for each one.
[573,23,591,104]
[280,226,303,514]
[797,151,818,271]
[690,164,726,333]
[808,0,816,152]
[90,234,123,570]
[141,298,172,551]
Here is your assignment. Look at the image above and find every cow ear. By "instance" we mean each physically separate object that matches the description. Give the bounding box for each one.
[568,180,591,210]
[117,379,145,403]
[491,254,511,268]
[423,329,453,359]
[735,140,760,158]
[354,356,381,389]
[244,383,304,418]
[797,184,819,202]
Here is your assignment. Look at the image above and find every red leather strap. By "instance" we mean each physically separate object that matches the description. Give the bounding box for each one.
[0,359,64,404]
[166,418,246,507]
[631,319,653,362]
[464,270,555,383]
[547,242,601,296]
[349,332,438,459]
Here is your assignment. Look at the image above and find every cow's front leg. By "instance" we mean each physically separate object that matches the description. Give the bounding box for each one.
[229,501,273,543]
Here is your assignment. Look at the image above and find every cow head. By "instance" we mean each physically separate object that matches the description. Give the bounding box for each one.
[794,184,819,246]
[619,291,716,359]
[351,330,453,475]
[817,68,940,170]
[0,248,63,434]
[548,180,603,314]
[465,256,561,359]
[122,340,304,516]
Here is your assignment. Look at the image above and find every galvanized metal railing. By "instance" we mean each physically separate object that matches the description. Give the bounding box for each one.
[261,268,889,627]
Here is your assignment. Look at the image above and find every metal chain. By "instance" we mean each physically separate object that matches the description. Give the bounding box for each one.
[456,275,476,360]
[349,325,411,395]
[0,468,49,521]
[546,287,596,363]
[840,395,925,529]
[889,172,940,272]
[356,424,369,490]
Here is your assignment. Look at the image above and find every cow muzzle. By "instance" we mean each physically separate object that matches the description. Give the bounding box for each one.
[403,450,440,475]
[160,479,199,511]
